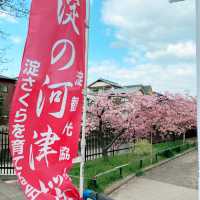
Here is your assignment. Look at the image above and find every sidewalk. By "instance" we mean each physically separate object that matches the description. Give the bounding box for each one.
[110,150,198,200]
[0,180,25,200]
[109,177,197,200]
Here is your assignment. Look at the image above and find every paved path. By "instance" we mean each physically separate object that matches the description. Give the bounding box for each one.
[110,151,198,200]
[0,180,25,200]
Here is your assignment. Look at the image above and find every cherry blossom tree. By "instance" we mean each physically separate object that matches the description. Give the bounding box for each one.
[86,94,130,157]
[86,92,197,157]
[128,93,197,142]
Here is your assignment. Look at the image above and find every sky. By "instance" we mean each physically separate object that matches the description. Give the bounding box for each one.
[0,0,196,95]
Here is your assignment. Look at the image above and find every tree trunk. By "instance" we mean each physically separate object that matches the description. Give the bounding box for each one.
[183,132,186,144]
[102,148,108,160]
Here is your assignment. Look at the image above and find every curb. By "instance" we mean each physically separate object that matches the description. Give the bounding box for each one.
[105,147,196,195]
[0,175,17,181]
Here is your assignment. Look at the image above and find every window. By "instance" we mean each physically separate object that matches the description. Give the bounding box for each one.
[0,85,8,93]
[0,95,3,104]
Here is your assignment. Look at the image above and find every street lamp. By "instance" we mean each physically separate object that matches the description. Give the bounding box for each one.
[169,0,185,2]
[169,0,200,199]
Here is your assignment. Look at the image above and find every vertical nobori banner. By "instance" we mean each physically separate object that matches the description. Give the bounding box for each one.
[9,0,86,199]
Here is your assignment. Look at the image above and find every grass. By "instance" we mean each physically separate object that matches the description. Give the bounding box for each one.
[69,138,197,192]
[154,139,184,152]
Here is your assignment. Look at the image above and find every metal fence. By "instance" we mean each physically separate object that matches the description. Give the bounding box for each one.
[0,129,132,175]
[0,128,195,175]
[0,128,14,175]
[84,132,133,161]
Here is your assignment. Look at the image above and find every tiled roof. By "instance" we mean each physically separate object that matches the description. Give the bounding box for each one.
[88,78,153,95]
[88,78,122,88]
[0,75,17,81]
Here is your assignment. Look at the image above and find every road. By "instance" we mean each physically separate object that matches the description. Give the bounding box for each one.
[109,150,198,200]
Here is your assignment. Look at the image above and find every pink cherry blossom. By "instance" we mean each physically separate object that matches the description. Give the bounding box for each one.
[86,92,197,156]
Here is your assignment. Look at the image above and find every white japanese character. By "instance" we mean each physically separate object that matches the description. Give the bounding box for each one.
[11,139,25,156]
[34,125,60,167]
[18,93,30,107]
[36,90,45,118]
[36,75,73,118]
[12,124,25,139]
[63,168,71,180]
[49,175,64,188]
[57,0,80,35]
[62,122,73,136]
[50,90,62,103]
[22,76,36,91]
[59,147,70,161]
[75,71,83,87]
[13,156,24,171]
[14,109,27,123]
[51,39,75,71]
[23,59,40,77]
[70,96,79,112]
[29,144,35,171]
[55,187,67,200]
[39,180,49,193]
[39,176,66,200]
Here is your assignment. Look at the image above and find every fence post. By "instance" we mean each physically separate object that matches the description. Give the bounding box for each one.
[139,160,143,168]
[0,128,15,176]
[92,177,97,188]
[119,167,122,177]
[155,153,158,162]
[85,145,87,162]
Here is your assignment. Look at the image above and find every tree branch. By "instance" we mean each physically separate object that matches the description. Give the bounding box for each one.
[103,128,126,151]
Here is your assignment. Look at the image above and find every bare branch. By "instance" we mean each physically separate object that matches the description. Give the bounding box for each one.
[0,0,29,17]
[103,128,126,151]
[0,29,9,40]
[0,1,28,66]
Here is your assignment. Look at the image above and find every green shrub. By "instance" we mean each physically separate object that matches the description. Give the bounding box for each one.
[133,139,152,157]
[174,146,181,153]
[161,149,174,158]
[87,178,98,190]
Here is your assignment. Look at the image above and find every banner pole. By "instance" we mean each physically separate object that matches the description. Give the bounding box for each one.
[80,0,90,198]
[195,0,200,199]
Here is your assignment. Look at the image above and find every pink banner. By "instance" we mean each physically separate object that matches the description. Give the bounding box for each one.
[9,0,86,199]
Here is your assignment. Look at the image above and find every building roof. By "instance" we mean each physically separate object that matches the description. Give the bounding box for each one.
[0,75,17,82]
[88,78,122,88]
[124,84,143,89]
[115,84,153,95]
[142,85,152,94]
[88,78,153,95]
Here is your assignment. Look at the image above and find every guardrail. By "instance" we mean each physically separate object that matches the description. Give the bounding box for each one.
[89,141,197,189]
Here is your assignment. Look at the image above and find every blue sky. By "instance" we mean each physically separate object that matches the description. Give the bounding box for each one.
[0,0,196,95]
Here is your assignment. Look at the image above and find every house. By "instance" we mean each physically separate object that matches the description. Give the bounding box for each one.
[88,78,153,95]
[88,78,122,93]
[113,84,153,95]
[0,75,17,124]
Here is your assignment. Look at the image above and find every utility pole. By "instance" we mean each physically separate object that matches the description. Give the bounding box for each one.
[169,0,200,198]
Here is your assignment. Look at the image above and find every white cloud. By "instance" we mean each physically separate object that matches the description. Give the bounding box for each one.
[10,36,22,44]
[0,13,18,23]
[88,60,196,95]
[146,41,196,61]
[102,0,195,48]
